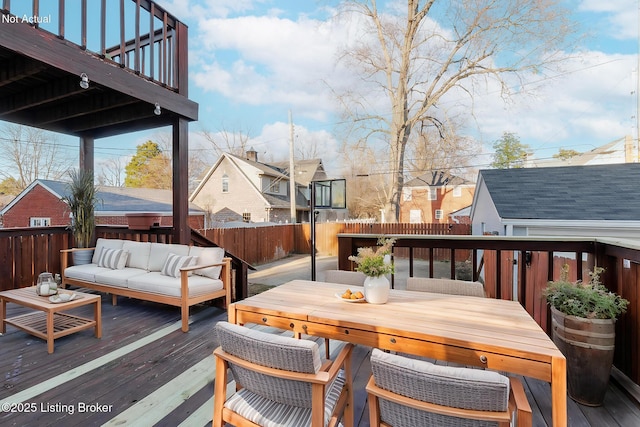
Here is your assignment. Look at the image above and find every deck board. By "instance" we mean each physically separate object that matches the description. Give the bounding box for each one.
[2,290,640,426]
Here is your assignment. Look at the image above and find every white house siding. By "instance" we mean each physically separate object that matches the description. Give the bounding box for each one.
[470,180,503,235]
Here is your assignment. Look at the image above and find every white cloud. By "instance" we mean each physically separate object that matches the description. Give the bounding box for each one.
[466,50,635,157]
[579,0,637,40]
[191,13,353,122]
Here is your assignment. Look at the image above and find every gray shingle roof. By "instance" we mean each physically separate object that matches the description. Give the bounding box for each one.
[36,180,203,214]
[479,163,640,221]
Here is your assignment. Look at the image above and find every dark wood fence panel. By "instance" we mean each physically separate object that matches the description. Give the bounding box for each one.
[200,223,471,265]
[0,227,69,291]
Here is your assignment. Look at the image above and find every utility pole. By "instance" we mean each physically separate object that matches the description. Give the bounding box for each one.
[289,110,297,223]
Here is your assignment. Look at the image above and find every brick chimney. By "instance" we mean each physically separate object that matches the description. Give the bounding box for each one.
[246,147,258,162]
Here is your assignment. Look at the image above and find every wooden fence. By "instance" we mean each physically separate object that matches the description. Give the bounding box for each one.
[202,222,471,265]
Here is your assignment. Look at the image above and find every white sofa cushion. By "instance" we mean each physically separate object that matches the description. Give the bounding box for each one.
[92,238,125,264]
[127,272,223,297]
[97,248,128,269]
[65,264,111,283]
[161,254,197,278]
[189,246,225,279]
[122,241,152,270]
[148,243,190,272]
[94,267,147,288]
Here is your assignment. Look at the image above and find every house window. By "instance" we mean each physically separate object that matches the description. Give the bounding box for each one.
[427,188,437,200]
[242,212,251,222]
[222,174,229,193]
[453,187,462,197]
[402,187,412,201]
[30,217,51,227]
[269,178,280,193]
[409,209,422,223]
[434,209,443,220]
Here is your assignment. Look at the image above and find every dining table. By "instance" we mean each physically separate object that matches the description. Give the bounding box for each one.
[228,279,567,427]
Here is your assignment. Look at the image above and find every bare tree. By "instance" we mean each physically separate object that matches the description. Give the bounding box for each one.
[200,124,254,157]
[0,123,72,190]
[97,156,126,187]
[340,139,391,219]
[336,0,576,221]
[407,116,481,180]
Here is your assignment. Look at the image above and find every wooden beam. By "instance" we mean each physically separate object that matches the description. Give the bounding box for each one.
[80,136,94,174]
[0,56,47,88]
[0,76,88,116]
[173,117,189,244]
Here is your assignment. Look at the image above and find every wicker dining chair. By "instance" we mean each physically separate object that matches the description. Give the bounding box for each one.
[366,349,532,427]
[324,270,367,287]
[213,322,354,427]
[406,277,486,297]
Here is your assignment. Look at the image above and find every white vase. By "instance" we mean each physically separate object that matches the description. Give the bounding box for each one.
[364,275,390,304]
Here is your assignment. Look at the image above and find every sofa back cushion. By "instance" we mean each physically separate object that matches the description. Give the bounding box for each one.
[122,241,152,270]
[188,246,225,279]
[92,238,124,264]
[97,248,128,269]
[161,253,197,278]
[148,243,190,272]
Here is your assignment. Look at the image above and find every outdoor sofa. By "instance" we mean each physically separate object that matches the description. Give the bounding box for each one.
[61,238,231,332]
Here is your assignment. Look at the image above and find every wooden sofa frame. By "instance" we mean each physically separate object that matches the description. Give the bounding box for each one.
[60,247,232,332]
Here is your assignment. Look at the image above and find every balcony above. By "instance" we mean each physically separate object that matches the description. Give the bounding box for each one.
[0,0,197,138]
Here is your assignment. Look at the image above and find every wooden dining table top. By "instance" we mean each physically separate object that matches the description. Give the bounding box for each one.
[231,280,562,363]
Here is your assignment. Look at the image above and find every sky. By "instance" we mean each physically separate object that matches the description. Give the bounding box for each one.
[6,0,640,179]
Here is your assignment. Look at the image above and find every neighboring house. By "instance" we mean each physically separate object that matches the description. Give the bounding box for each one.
[449,206,471,225]
[400,171,475,223]
[470,163,640,238]
[190,149,347,225]
[0,179,205,229]
[528,135,638,168]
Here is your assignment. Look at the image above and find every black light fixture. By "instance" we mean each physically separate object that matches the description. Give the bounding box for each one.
[154,102,161,115]
[79,73,89,89]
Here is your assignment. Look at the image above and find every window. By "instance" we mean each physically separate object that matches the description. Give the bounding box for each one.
[427,188,437,200]
[222,174,229,193]
[30,217,51,227]
[242,212,251,222]
[434,209,443,220]
[453,186,462,197]
[402,187,412,201]
[268,178,280,193]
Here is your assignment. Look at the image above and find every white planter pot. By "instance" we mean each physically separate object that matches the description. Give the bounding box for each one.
[364,275,390,304]
[72,249,94,266]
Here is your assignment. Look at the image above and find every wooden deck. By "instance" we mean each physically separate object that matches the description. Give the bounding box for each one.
[1,290,639,426]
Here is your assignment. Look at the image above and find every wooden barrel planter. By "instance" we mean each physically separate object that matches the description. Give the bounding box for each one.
[550,306,616,406]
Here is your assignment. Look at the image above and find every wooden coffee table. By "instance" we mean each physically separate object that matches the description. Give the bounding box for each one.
[0,287,101,354]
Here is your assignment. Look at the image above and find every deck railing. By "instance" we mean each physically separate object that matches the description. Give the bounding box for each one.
[338,233,640,391]
[1,0,185,90]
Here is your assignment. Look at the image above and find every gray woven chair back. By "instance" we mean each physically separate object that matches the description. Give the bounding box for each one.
[371,349,509,427]
[406,277,485,297]
[215,322,322,408]
[324,270,366,286]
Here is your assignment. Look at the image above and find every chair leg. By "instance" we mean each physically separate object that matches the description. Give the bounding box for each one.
[367,392,381,427]
[325,338,330,359]
[212,357,228,427]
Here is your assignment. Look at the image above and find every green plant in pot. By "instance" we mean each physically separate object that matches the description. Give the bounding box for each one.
[348,237,395,304]
[61,169,99,265]
[544,264,628,406]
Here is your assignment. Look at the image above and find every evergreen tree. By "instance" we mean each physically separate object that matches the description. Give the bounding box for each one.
[124,141,171,188]
[491,132,530,169]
